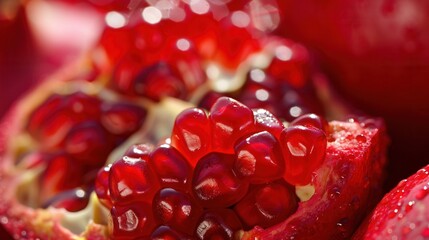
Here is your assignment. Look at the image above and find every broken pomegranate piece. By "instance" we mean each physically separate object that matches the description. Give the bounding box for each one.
[91,96,387,239]
[0,1,388,239]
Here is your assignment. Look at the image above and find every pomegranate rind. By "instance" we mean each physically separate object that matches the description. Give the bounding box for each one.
[242,119,388,240]
[353,164,429,240]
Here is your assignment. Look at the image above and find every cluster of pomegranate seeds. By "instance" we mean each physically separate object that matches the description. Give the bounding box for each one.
[95,4,323,122]
[96,97,328,239]
[22,92,147,210]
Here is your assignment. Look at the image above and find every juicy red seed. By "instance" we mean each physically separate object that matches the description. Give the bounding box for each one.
[132,62,187,101]
[110,202,155,238]
[111,53,145,96]
[149,144,192,189]
[210,18,262,69]
[234,131,285,184]
[27,94,63,135]
[171,108,211,167]
[252,108,284,138]
[195,209,242,240]
[151,225,192,240]
[192,152,248,208]
[101,102,147,137]
[95,164,113,209]
[290,113,329,133]
[124,143,154,159]
[64,121,110,166]
[153,188,202,235]
[234,180,298,229]
[280,125,327,185]
[37,108,77,148]
[266,41,310,88]
[63,92,102,120]
[210,97,254,153]
[109,156,160,204]
[198,91,224,110]
[40,153,85,200]
[100,26,134,60]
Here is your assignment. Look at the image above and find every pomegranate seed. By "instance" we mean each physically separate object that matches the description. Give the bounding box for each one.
[153,188,202,235]
[63,92,102,120]
[100,26,134,60]
[171,108,212,166]
[211,18,261,69]
[198,91,224,110]
[234,131,285,184]
[266,40,311,88]
[280,125,327,185]
[109,156,160,204]
[290,113,329,133]
[149,144,192,190]
[29,93,104,148]
[64,121,110,167]
[210,97,254,153]
[124,143,154,159]
[151,225,192,240]
[252,108,284,138]
[234,180,298,229]
[40,152,85,200]
[111,53,145,96]
[195,209,242,240]
[27,94,63,136]
[95,164,113,209]
[192,153,248,208]
[110,202,155,239]
[132,62,187,101]
[100,102,147,138]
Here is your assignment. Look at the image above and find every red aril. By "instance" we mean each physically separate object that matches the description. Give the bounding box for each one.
[171,108,212,167]
[234,180,298,229]
[110,201,155,238]
[209,97,254,153]
[195,209,243,240]
[192,152,249,209]
[234,131,284,184]
[149,144,191,190]
[152,188,202,235]
[109,156,160,204]
[280,125,328,186]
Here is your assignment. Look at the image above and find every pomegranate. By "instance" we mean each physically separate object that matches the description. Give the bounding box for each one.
[353,164,429,239]
[0,1,389,239]
[275,0,429,189]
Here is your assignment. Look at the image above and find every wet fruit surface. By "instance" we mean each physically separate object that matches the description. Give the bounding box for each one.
[0,1,389,239]
[353,165,429,240]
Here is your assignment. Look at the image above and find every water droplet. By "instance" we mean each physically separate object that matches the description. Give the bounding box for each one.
[415,185,428,200]
[405,200,415,212]
[355,134,366,143]
[336,218,349,232]
[388,208,399,219]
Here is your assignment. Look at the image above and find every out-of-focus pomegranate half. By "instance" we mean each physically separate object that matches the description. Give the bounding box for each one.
[275,0,429,188]
[0,2,388,239]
